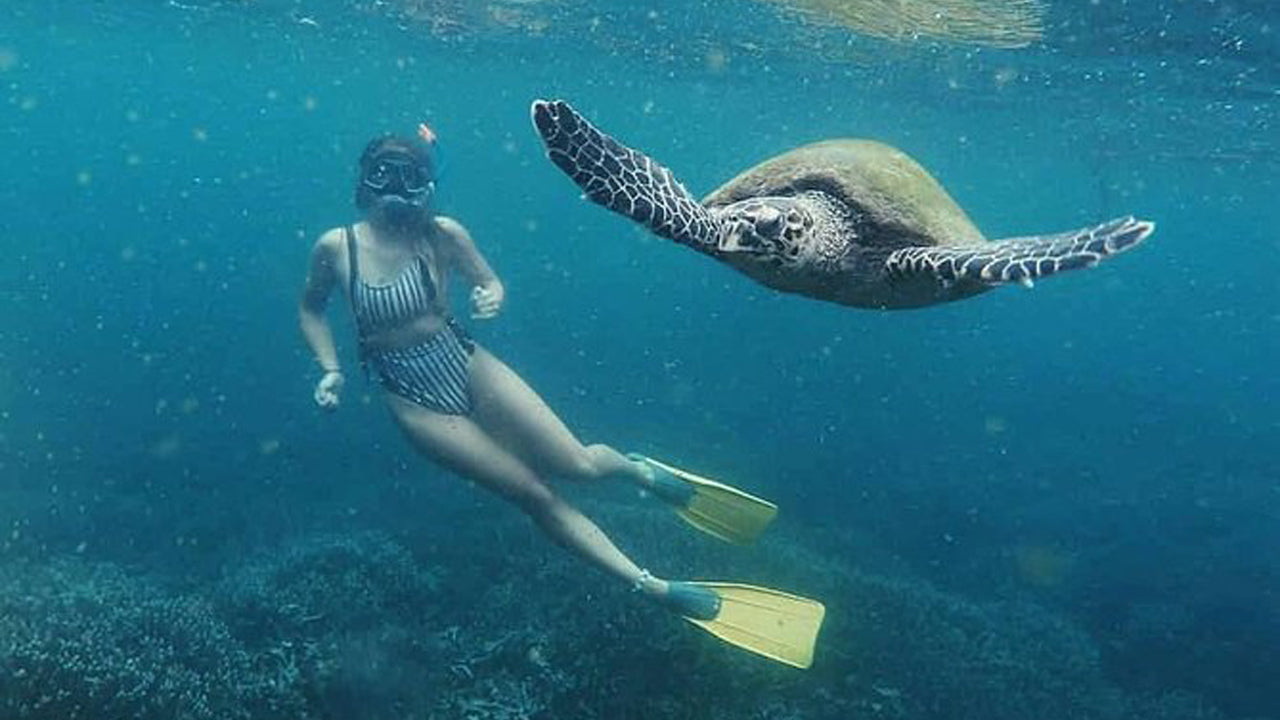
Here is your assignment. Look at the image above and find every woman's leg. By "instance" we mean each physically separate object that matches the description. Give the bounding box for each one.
[385,393,661,593]
[466,348,652,486]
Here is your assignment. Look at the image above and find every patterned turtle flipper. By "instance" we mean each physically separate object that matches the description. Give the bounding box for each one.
[531,99,722,252]
[885,216,1154,288]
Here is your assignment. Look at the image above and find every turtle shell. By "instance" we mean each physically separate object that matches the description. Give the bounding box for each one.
[701,139,985,248]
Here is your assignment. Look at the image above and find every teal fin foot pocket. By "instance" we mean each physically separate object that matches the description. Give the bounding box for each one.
[664,581,722,620]
[629,452,695,506]
[627,453,778,545]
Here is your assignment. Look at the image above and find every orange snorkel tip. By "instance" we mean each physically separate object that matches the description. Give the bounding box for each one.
[417,122,437,145]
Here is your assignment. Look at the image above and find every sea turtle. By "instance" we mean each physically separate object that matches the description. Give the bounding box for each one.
[530,99,1154,310]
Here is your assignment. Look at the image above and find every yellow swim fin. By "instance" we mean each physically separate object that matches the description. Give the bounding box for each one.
[664,581,826,669]
[630,454,778,545]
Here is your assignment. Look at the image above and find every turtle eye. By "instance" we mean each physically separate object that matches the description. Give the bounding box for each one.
[752,205,785,236]
[757,214,782,235]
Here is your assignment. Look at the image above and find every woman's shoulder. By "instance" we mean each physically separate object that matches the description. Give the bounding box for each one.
[431,214,467,236]
[315,224,355,253]
[430,215,475,248]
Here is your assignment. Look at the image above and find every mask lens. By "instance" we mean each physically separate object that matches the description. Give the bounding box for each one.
[403,166,432,194]
[365,161,394,190]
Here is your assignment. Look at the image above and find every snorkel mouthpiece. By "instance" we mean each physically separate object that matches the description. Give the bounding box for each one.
[373,192,427,225]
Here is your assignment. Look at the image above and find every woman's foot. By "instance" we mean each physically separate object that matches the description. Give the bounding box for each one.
[625,453,657,488]
[634,571,721,620]
[625,453,696,506]
[633,569,669,598]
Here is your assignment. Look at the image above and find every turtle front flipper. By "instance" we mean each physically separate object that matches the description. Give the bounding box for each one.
[531,99,721,252]
[885,216,1154,288]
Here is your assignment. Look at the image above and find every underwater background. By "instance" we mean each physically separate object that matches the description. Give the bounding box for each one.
[1,0,1276,718]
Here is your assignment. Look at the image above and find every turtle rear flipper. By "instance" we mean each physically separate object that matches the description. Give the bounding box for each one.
[885,216,1154,287]
[531,99,721,251]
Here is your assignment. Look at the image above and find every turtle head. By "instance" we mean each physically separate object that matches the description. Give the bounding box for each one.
[715,198,810,266]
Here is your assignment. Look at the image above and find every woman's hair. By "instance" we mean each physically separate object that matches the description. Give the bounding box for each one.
[353,134,437,211]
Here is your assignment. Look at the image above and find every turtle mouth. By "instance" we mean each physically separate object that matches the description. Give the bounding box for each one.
[716,201,797,257]
[717,217,770,255]
[718,228,770,255]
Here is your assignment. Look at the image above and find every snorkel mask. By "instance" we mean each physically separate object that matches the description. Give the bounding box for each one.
[354,133,439,222]
[362,152,435,200]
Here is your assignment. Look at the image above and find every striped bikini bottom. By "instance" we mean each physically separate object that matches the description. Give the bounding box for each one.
[365,322,476,416]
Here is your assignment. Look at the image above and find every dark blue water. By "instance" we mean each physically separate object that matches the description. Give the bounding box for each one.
[1,1,1276,719]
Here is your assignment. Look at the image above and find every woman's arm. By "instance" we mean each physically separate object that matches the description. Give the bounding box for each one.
[436,216,505,319]
[298,230,344,374]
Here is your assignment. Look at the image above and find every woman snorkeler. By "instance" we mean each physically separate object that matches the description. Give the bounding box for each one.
[297,124,823,667]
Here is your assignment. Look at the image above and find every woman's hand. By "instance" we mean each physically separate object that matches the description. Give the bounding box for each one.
[470,283,503,320]
[314,370,344,410]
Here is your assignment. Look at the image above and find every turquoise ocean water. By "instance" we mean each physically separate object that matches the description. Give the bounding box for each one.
[1,1,1276,718]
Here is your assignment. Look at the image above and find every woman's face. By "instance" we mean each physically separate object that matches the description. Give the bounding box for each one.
[361,150,435,225]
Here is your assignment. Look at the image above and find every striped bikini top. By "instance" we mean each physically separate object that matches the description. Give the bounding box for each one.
[345,225,440,336]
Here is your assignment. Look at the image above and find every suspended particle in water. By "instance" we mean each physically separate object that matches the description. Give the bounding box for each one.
[705,47,729,74]
[994,66,1019,89]
[0,47,16,72]
[149,433,182,459]
[1013,544,1072,587]
[983,415,1008,435]
[75,170,92,186]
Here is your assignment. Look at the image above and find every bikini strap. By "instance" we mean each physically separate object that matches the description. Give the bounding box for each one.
[345,224,359,302]
[412,220,441,305]
[345,225,369,348]
[415,254,439,305]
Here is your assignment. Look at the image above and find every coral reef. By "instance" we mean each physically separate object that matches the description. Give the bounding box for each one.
[0,509,1238,719]
[217,531,445,719]
[0,558,307,720]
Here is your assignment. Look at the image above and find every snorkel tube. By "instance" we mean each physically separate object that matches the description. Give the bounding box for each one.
[417,122,447,181]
